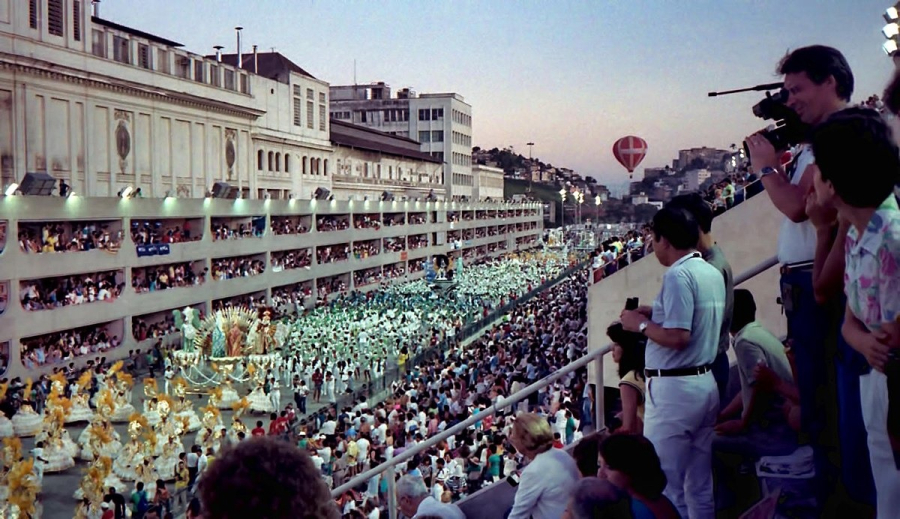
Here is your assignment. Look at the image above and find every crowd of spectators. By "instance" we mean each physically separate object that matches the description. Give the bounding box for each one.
[272,285,311,316]
[131,220,198,245]
[213,294,264,312]
[353,216,381,230]
[383,238,406,253]
[132,262,205,293]
[18,221,121,254]
[317,278,347,302]
[318,245,350,264]
[212,220,264,241]
[353,268,381,288]
[382,264,406,280]
[21,323,120,369]
[272,250,312,272]
[20,272,121,311]
[447,212,460,223]
[352,241,380,260]
[383,215,405,227]
[271,217,309,235]
[408,235,428,249]
[409,259,426,273]
[132,316,179,342]
[212,257,265,280]
[409,214,428,225]
[317,217,350,232]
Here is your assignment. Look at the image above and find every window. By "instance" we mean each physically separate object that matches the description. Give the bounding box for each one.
[319,104,326,131]
[306,88,314,100]
[113,36,130,64]
[29,0,38,29]
[285,154,291,173]
[224,69,235,90]
[418,109,430,121]
[240,74,250,94]
[176,57,190,78]
[138,44,151,69]
[47,0,63,36]
[319,92,326,103]
[306,101,314,129]
[291,99,303,127]
[194,60,204,83]
[418,131,431,143]
[157,49,170,74]
[432,131,443,142]
[360,111,367,123]
[73,1,81,41]
[257,150,264,170]
[91,29,106,57]
[275,153,281,172]
[293,85,302,97]
[268,152,274,171]
[210,65,220,87]
[432,108,443,120]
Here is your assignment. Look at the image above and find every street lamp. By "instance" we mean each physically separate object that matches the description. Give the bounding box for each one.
[559,188,567,226]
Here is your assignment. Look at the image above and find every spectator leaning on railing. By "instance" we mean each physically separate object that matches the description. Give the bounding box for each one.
[810,106,900,518]
[618,206,724,519]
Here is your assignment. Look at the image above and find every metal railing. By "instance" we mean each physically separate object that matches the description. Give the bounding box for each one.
[332,251,783,518]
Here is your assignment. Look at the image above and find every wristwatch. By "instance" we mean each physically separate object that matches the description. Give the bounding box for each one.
[759,166,778,178]
[638,321,649,335]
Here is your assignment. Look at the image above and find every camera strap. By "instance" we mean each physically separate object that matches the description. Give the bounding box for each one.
[786,148,805,182]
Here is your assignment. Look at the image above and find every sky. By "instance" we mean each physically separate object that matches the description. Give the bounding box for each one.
[102,0,896,187]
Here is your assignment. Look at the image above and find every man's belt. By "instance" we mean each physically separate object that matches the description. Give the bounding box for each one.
[644,364,713,378]
[780,260,814,275]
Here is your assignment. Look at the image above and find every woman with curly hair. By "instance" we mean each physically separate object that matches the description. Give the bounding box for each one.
[198,437,339,519]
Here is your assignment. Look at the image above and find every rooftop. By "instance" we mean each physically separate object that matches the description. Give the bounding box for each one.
[215,52,317,80]
[92,16,183,47]
[330,119,440,164]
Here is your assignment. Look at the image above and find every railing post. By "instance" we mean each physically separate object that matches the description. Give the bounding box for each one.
[387,465,398,519]
[594,351,605,433]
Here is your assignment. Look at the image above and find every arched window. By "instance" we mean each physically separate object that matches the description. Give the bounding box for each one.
[257,150,264,170]
[275,153,281,172]
[323,159,328,176]
[268,151,274,171]
[303,156,308,175]
[285,154,291,173]
[377,164,381,179]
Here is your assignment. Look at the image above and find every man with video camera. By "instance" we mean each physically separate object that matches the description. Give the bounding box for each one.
[620,206,725,519]
[744,45,857,507]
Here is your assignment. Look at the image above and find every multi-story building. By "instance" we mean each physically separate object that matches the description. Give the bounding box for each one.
[0,1,444,201]
[684,168,712,191]
[330,83,474,199]
[472,164,504,201]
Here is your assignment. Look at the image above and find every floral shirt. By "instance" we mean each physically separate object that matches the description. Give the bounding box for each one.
[844,194,900,330]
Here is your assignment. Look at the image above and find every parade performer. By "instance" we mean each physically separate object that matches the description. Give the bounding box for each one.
[4,457,40,519]
[113,413,150,481]
[109,363,136,423]
[142,378,162,427]
[171,378,201,432]
[77,390,121,461]
[65,371,94,424]
[11,379,42,437]
[246,365,274,414]
[36,395,76,473]
[227,398,250,443]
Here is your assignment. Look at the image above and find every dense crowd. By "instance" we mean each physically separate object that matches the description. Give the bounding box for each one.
[271,285,312,316]
[21,323,120,369]
[354,216,381,230]
[383,215,405,227]
[213,220,264,241]
[212,258,266,280]
[352,242,380,260]
[271,217,309,235]
[20,271,121,311]
[18,222,121,254]
[318,217,350,232]
[132,316,179,342]
[271,250,312,271]
[132,263,205,293]
[383,238,405,253]
[131,220,198,244]
[408,236,428,249]
[318,245,350,264]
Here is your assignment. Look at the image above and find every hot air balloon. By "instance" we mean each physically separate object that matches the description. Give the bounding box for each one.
[613,136,648,178]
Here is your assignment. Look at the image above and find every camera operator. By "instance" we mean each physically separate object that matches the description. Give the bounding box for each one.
[743,44,853,500]
[620,206,724,519]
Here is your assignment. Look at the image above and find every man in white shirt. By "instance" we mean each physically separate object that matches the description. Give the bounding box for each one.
[744,45,853,506]
[620,206,725,519]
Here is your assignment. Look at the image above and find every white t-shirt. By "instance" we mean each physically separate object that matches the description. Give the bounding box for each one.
[356,438,370,461]
[776,145,817,264]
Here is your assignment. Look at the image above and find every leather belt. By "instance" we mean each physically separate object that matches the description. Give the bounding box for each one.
[644,364,713,378]
[780,261,814,275]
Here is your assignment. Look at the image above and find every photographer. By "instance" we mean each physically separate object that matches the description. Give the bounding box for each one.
[810,107,900,518]
[744,44,853,501]
[619,206,724,519]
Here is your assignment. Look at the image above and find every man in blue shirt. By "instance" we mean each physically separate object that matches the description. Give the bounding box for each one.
[620,206,724,519]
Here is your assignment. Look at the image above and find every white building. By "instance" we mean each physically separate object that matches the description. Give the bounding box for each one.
[472,164,504,201]
[684,168,711,191]
[0,0,443,200]
[330,83,473,199]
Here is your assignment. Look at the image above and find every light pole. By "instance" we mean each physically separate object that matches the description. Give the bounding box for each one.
[559,188,567,227]
[527,142,535,192]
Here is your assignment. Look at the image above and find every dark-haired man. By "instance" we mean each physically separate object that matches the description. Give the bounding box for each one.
[620,206,724,519]
[744,45,853,505]
[810,106,900,518]
[667,193,734,406]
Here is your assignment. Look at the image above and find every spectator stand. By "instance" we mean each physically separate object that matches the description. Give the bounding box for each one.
[131,218,202,246]
[316,274,349,304]
[20,320,123,371]
[352,266,383,291]
[271,282,313,316]
[316,244,350,265]
[382,212,406,228]
[131,261,206,293]
[20,270,123,311]
[270,248,312,273]
[352,213,382,231]
[212,291,266,313]
[351,239,381,261]
[270,214,311,236]
[18,219,123,254]
[316,214,350,232]
[211,215,266,241]
[407,211,428,226]
[211,254,266,280]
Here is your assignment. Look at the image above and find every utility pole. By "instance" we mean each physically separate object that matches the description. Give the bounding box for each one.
[526,142,535,193]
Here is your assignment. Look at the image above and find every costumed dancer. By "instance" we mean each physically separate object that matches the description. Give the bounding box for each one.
[11,379,42,438]
[194,404,223,454]
[109,363,136,423]
[113,413,150,481]
[142,378,162,427]
[245,364,274,414]
[36,395,76,473]
[65,371,94,424]
[74,456,115,519]
[0,437,23,501]
[227,398,249,443]
[78,390,122,461]
[2,457,40,519]
[172,378,201,433]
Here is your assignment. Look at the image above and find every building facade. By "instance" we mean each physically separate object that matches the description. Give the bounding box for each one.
[330,83,474,199]
[0,0,445,201]
[472,164,504,201]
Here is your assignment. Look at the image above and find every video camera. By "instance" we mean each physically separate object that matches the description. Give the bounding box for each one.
[709,82,809,165]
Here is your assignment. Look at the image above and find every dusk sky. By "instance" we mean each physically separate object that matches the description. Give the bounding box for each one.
[103,0,895,187]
